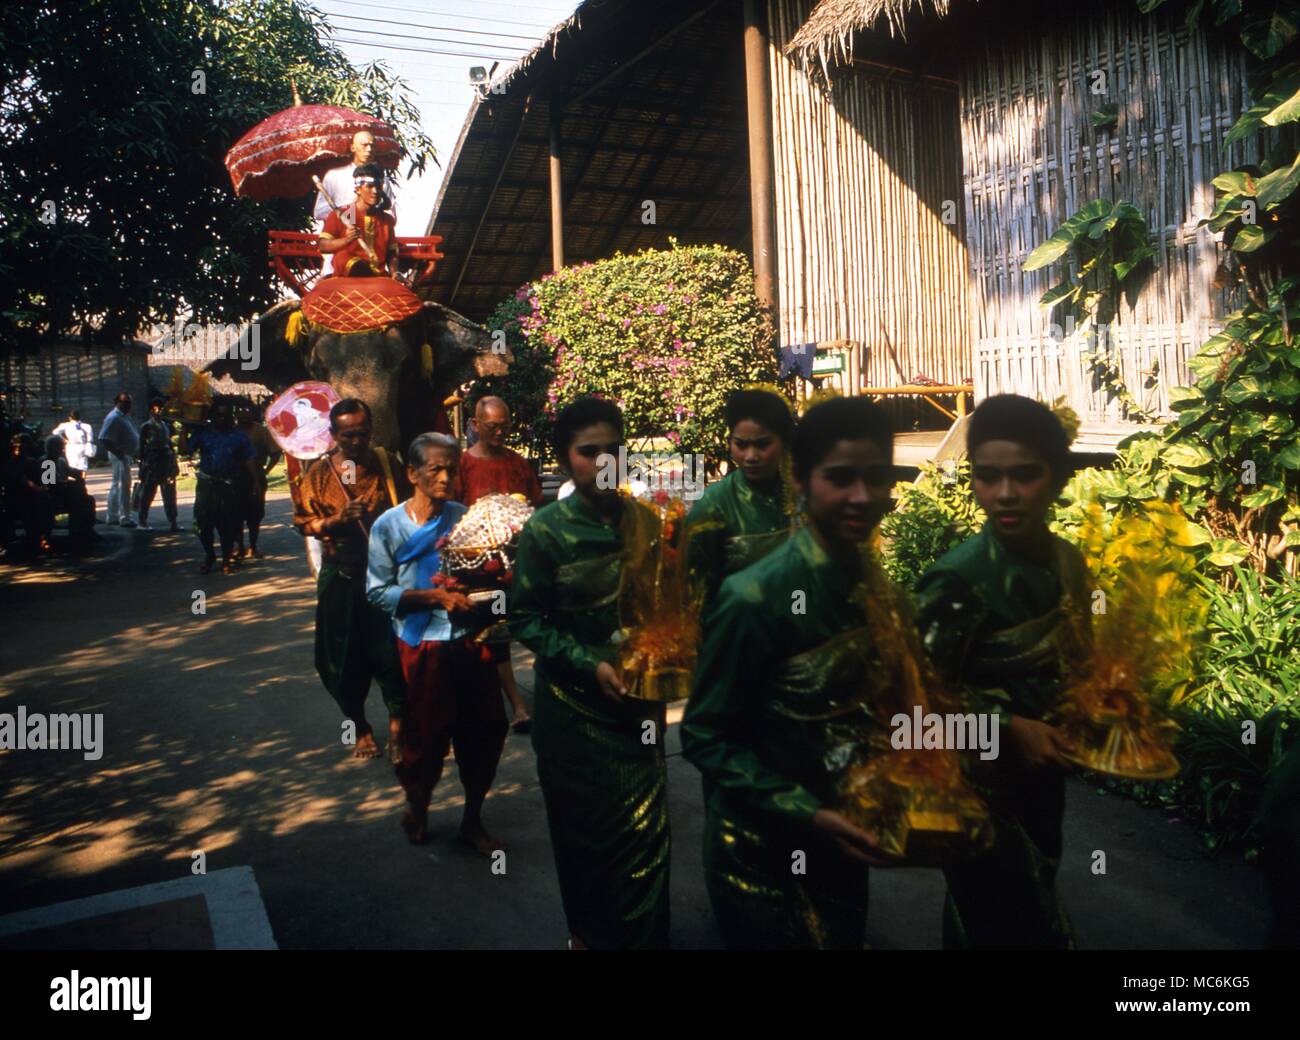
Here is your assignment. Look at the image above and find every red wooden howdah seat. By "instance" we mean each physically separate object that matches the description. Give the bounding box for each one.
[268,231,445,297]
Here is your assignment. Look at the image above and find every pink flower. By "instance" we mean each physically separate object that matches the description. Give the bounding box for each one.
[652,304,667,315]
[667,431,681,445]
[621,318,632,330]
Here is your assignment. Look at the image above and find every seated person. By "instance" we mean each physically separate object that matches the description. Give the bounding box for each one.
[7,434,54,554]
[42,434,96,547]
[318,162,398,278]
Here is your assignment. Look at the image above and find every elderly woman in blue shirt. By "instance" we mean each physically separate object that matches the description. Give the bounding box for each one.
[367,431,508,853]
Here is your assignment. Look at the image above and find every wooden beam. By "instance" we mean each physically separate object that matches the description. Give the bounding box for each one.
[549,97,565,272]
[742,0,777,333]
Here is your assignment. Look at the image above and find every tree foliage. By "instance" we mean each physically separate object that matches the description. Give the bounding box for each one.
[478,241,776,464]
[0,0,435,351]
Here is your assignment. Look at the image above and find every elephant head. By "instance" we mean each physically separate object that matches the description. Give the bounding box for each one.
[208,295,511,455]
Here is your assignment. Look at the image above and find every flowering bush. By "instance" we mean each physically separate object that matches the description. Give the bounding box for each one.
[479,240,775,463]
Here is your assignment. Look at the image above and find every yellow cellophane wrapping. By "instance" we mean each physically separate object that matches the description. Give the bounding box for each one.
[839,543,993,864]
[1054,501,1207,780]
[618,494,703,703]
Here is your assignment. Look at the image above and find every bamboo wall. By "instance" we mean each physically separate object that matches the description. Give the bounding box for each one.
[958,2,1263,423]
[767,0,970,422]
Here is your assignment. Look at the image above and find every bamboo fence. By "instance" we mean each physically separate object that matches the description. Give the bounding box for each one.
[772,0,1262,429]
[957,0,1261,423]
[768,0,970,422]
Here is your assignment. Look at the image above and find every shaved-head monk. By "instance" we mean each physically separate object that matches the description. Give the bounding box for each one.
[456,396,544,732]
[313,130,396,275]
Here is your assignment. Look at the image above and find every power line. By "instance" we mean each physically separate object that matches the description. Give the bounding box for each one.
[322,11,540,43]
[328,24,527,55]
[319,0,557,30]
[332,34,528,60]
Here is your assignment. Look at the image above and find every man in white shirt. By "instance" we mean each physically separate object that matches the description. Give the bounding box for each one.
[52,409,95,479]
[99,392,140,527]
[313,131,397,276]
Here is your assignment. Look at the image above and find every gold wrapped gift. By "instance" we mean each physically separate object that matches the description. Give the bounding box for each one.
[617,494,702,703]
[837,543,993,863]
[842,746,993,864]
[1053,501,1207,781]
[1056,660,1181,780]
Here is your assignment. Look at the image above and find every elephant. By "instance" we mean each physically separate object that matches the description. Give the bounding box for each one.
[207,294,511,455]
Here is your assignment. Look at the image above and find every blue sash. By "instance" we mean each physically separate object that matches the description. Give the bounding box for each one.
[393,503,462,648]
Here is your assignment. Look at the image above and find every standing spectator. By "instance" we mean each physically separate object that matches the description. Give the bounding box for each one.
[51,409,95,481]
[235,407,281,560]
[180,400,258,574]
[455,396,544,733]
[99,392,139,527]
[137,398,180,532]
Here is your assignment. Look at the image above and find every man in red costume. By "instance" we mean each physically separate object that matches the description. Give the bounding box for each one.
[318,163,397,278]
[456,396,544,732]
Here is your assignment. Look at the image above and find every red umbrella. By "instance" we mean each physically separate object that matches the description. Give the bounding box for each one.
[225,100,400,201]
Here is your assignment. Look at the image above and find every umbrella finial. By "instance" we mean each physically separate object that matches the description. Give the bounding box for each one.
[290,77,302,107]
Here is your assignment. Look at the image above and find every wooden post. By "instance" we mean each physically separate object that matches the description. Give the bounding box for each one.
[743,0,778,336]
[549,99,565,272]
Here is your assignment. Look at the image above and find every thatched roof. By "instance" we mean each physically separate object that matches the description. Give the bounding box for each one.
[424,0,751,321]
[786,0,957,74]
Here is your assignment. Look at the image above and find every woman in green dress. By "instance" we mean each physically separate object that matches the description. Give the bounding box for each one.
[687,387,797,613]
[682,396,900,949]
[509,396,670,949]
[913,394,1090,949]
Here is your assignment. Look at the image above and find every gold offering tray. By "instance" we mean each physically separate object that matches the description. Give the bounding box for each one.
[623,665,692,704]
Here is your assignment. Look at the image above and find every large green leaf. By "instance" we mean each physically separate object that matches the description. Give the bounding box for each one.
[1165,443,1216,468]
[1232,224,1277,251]
[1212,170,1259,195]
[1168,385,1205,410]
[1257,151,1300,207]
[1206,539,1252,566]
[1277,439,1300,468]
[1023,199,1110,271]
[1241,484,1286,508]
[1223,375,1267,403]
[1241,6,1300,60]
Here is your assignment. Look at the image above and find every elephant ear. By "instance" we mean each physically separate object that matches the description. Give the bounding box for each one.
[205,298,309,393]
[420,300,503,392]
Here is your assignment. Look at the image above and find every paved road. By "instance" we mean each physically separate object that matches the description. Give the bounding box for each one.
[0,471,1271,948]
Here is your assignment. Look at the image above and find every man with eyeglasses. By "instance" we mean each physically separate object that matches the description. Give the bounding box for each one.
[455,395,544,733]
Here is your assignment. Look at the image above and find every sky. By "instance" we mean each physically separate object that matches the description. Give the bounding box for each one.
[315,0,584,235]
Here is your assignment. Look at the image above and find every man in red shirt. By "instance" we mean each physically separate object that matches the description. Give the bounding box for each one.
[456,396,544,732]
[318,163,397,278]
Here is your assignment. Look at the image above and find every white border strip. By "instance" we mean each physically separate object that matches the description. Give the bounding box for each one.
[0,866,277,950]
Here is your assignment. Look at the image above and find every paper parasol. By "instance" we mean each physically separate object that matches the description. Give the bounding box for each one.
[226,101,400,202]
[265,381,340,460]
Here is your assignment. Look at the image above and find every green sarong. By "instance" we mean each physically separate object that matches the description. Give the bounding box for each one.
[915,524,1090,949]
[511,493,671,949]
[683,527,880,949]
[315,562,405,719]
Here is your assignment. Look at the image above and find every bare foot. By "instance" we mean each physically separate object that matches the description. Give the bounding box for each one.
[401,803,429,844]
[510,708,532,734]
[458,820,504,858]
[387,717,403,765]
[353,730,382,759]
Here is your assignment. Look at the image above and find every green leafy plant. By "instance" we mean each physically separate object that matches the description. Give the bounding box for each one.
[479,240,775,465]
[1023,199,1157,419]
[880,461,983,589]
[1133,567,1300,853]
